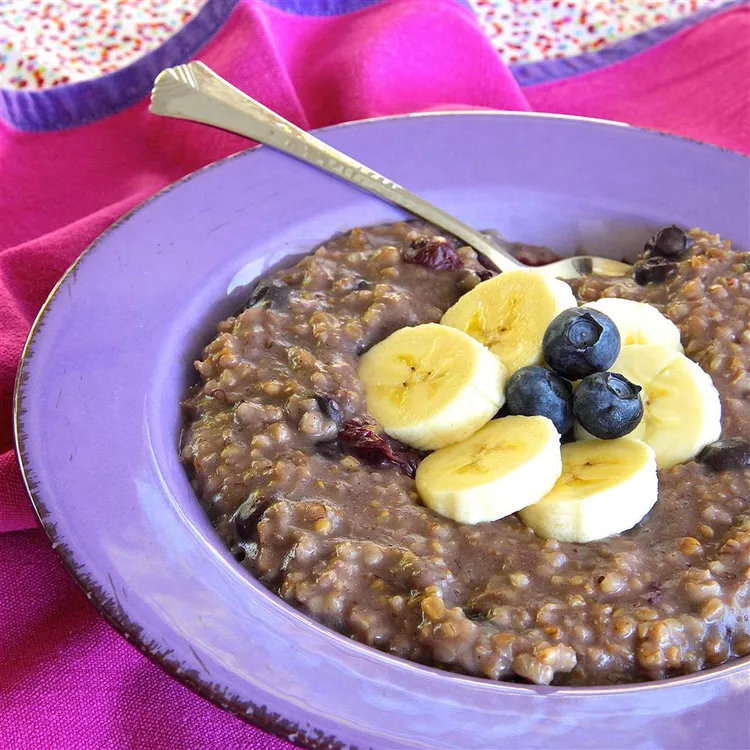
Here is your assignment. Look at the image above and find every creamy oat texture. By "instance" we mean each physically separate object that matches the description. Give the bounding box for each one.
[181,223,750,685]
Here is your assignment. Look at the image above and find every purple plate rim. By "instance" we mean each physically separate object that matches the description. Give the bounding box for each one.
[13,111,750,748]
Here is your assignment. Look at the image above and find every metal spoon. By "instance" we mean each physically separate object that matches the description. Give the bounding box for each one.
[149,62,631,279]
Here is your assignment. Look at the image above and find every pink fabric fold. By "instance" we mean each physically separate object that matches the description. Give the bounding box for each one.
[1,1,748,748]
[524,2,750,152]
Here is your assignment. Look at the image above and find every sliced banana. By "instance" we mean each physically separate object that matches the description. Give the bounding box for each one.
[519,438,658,543]
[441,270,577,375]
[358,323,506,451]
[574,344,722,468]
[582,298,683,352]
[416,415,561,524]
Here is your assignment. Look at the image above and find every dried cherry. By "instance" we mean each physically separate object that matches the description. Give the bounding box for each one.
[403,236,462,271]
[339,418,419,478]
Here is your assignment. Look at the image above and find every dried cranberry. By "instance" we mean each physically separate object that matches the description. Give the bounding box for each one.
[338,419,386,461]
[644,225,690,259]
[391,448,420,479]
[339,418,420,478]
[633,256,678,285]
[245,279,291,310]
[403,236,462,271]
[512,244,562,267]
[697,438,750,471]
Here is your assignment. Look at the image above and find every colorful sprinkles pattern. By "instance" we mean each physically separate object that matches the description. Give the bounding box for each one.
[469,0,730,63]
[0,0,732,90]
[0,0,208,89]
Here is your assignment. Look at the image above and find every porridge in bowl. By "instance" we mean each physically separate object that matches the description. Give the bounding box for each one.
[181,221,749,686]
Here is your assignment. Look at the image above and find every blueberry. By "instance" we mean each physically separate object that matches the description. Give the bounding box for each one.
[697,438,750,471]
[505,366,573,434]
[542,308,621,380]
[232,491,273,539]
[645,225,690,258]
[573,372,643,439]
[244,279,290,310]
[314,394,345,428]
[231,541,258,564]
[462,607,488,622]
[475,267,495,282]
[633,255,679,285]
[317,441,344,461]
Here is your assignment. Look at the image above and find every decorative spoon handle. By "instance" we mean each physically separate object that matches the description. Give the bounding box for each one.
[149,61,522,273]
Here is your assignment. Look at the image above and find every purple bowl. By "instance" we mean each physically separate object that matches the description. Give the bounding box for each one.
[14,113,750,749]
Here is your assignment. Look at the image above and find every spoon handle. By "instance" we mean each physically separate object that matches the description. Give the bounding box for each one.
[150,61,522,273]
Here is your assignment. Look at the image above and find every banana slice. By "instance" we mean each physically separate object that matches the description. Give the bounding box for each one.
[441,270,577,375]
[582,298,683,352]
[416,415,561,524]
[519,438,658,543]
[574,344,722,468]
[359,323,506,451]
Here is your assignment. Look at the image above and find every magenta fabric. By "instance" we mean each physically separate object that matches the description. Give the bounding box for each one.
[1,1,748,747]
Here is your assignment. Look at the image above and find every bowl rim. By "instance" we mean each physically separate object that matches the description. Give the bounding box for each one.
[13,110,750,748]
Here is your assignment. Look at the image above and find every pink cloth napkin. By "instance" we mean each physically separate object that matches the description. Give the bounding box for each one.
[1,1,748,747]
